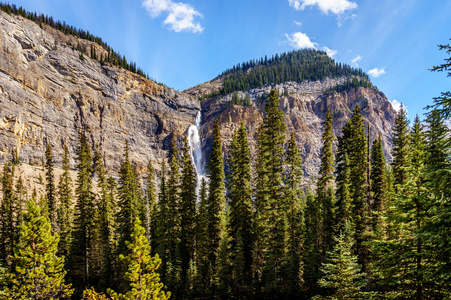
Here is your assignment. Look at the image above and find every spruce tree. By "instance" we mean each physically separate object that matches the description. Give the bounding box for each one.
[370,134,388,239]
[254,89,287,291]
[108,219,171,300]
[228,121,253,292]
[166,135,182,289]
[146,158,157,251]
[0,164,15,266]
[206,120,226,289]
[94,149,117,289]
[392,106,410,190]
[196,178,211,295]
[156,160,169,279]
[284,132,305,294]
[6,200,73,299]
[70,132,96,289]
[45,144,58,233]
[316,222,367,299]
[58,145,73,261]
[317,110,336,255]
[117,141,141,257]
[372,115,438,298]
[179,135,197,284]
[348,105,371,273]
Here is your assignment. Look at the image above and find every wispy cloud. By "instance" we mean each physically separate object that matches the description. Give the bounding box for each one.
[288,0,357,15]
[142,0,204,33]
[293,20,302,26]
[285,32,317,49]
[390,99,406,113]
[322,46,337,58]
[368,67,386,78]
[351,55,361,67]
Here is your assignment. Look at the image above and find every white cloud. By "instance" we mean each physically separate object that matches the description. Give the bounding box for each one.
[368,67,386,78]
[288,0,357,15]
[351,55,361,67]
[390,100,406,113]
[322,46,337,58]
[285,32,317,49]
[142,0,204,33]
[293,20,302,26]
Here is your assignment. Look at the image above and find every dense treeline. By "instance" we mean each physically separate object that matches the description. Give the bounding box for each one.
[212,49,371,96]
[0,43,451,299]
[0,2,151,80]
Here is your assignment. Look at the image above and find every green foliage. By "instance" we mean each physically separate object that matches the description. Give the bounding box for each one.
[117,141,142,257]
[316,222,367,299]
[70,132,96,288]
[6,200,73,299]
[45,144,57,233]
[325,77,373,94]
[392,106,411,189]
[284,132,305,293]
[370,134,388,239]
[0,164,17,266]
[58,145,73,259]
[108,219,170,300]
[229,92,252,106]
[254,89,287,291]
[179,135,197,285]
[221,49,368,95]
[206,120,226,275]
[228,121,253,291]
[317,110,336,255]
[146,158,157,251]
[195,178,211,295]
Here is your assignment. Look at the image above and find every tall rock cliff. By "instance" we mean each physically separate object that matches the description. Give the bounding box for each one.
[187,77,396,180]
[0,10,199,173]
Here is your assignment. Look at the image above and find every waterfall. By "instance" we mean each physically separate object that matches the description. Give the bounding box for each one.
[187,111,206,193]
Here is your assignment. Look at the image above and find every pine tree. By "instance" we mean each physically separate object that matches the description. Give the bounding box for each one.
[284,132,305,294]
[70,132,96,289]
[316,222,367,299]
[58,145,73,260]
[146,158,157,252]
[317,110,336,255]
[372,115,438,298]
[304,188,322,292]
[166,135,182,289]
[179,135,197,285]
[108,219,171,300]
[206,120,226,280]
[392,106,410,190]
[94,149,117,289]
[117,141,141,257]
[45,144,58,233]
[156,160,169,280]
[335,120,352,229]
[370,134,388,239]
[228,121,253,292]
[0,164,15,266]
[254,89,287,291]
[348,105,371,273]
[196,178,211,295]
[6,200,73,299]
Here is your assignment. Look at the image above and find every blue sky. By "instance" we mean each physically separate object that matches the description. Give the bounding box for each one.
[8,0,451,119]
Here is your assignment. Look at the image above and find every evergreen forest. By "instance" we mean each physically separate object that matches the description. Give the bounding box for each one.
[1,15,451,300]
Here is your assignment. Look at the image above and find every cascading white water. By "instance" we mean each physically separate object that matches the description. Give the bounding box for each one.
[187,111,206,193]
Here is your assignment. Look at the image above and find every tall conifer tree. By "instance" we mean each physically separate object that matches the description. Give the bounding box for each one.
[284,132,305,294]
[70,132,96,289]
[206,120,226,289]
[180,135,197,285]
[228,121,253,292]
[6,200,73,299]
[0,164,15,266]
[58,145,73,259]
[45,144,58,233]
[392,106,410,190]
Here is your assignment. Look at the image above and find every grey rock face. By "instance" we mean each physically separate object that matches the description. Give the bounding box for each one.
[193,79,396,181]
[0,11,200,173]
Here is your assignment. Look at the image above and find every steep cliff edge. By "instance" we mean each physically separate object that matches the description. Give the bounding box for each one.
[0,10,200,173]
